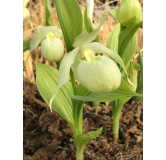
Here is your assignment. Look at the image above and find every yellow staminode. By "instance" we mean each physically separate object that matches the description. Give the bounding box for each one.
[46,32,56,42]
[79,47,96,62]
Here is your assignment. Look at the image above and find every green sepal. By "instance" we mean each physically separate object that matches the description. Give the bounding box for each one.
[105,9,119,20]
[44,0,52,26]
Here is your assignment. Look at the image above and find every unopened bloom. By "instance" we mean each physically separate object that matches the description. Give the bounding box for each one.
[30,26,64,62]
[107,0,143,27]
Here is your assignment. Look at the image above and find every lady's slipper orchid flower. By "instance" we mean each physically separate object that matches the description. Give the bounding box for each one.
[30,26,64,62]
[73,46,121,93]
[107,0,143,27]
[50,15,131,109]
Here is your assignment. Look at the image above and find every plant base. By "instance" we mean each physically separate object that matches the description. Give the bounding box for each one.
[112,134,119,143]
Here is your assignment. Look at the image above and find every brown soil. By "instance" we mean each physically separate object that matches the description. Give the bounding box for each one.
[23,79,143,160]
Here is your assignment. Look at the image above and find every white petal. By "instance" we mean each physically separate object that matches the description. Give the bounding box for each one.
[30,26,62,52]
[73,15,107,47]
[50,47,80,109]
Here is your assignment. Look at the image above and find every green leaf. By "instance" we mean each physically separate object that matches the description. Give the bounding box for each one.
[73,15,107,48]
[106,23,120,53]
[77,84,91,96]
[70,79,141,102]
[70,127,102,145]
[44,0,52,26]
[131,61,140,70]
[133,50,143,101]
[70,127,102,159]
[116,62,138,105]
[54,0,82,52]
[23,38,31,52]
[137,50,143,86]
[23,90,25,96]
[83,6,99,42]
[118,21,143,66]
[36,63,80,135]
[72,84,92,134]
[107,23,138,67]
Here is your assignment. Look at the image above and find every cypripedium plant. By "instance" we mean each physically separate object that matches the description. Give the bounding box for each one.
[23,0,30,21]
[30,26,64,63]
[106,0,143,143]
[107,0,143,27]
[34,0,142,159]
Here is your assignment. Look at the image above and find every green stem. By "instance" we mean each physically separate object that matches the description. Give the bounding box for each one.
[56,60,61,70]
[92,101,100,107]
[70,69,77,95]
[76,143,85,160]
[112,101,123,143]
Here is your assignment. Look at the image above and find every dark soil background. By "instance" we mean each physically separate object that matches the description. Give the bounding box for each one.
[23,79,143,160]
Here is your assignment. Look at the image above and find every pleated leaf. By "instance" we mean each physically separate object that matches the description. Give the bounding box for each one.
[116,62,138,105]
[118,21,143,66]
[133,50,143,101]
[70,79,141,102]
[44,0,52,26]
[54,0,82,52]
[107,23,138,67]
[72,84,92,134]
[83,6,99,42]
[36,63,75,125]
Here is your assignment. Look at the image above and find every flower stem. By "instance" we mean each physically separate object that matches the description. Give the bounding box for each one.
[112,101,123,143]
[70,69,77,95]
[56,60,61,70]
[76,144,85,160]
[92,101,100,107]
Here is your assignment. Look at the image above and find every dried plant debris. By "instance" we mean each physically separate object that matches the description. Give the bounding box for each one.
[23,81,143,160]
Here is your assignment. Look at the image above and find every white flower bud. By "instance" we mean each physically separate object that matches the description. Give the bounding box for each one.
[41,32,64,62]
[76,48,121,93]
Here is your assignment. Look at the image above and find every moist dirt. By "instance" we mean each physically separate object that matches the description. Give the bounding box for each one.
[23,79,143,160]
